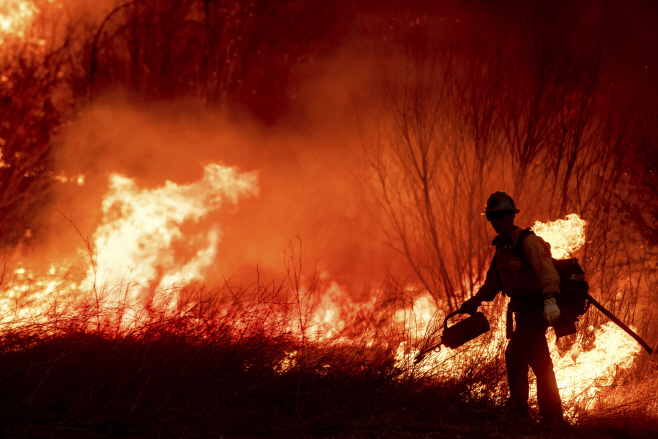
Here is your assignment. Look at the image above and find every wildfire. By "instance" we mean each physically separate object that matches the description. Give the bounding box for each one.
[0,171,642,421]
[532,213,586,259]
[0,163,258,327]
[550,322,640,416]
[85,164,258,302]
[400,214,641,419]
[0,0,38,43]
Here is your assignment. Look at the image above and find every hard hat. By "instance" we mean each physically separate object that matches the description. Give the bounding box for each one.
[483,191,520,214]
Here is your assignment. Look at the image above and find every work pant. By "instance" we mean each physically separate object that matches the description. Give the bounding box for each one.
[505,306,564,424]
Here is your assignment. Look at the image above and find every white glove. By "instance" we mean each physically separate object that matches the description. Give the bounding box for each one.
[543,298,561,325]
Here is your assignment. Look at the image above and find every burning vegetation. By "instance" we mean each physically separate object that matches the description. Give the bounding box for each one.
[0,0,657,437]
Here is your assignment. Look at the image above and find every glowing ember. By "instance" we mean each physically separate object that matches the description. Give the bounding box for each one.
[52,173,85,185]
[532,213,586,259]
[0,264,73,326]
[0,0,38,43]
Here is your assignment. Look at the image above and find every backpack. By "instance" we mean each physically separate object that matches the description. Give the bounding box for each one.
[514,228,591,319]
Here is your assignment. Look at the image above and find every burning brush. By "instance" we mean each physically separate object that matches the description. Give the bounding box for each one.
[414,310,490,364]
[414,214,654,366]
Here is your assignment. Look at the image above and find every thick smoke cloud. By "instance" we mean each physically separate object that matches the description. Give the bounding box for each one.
[49,72,403,295]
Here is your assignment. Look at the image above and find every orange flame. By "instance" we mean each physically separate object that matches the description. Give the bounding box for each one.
[0,163,258,327]
[0,0,38,43]
[549,322,640,417]
[532,213,586,259]
[84,164,258,302]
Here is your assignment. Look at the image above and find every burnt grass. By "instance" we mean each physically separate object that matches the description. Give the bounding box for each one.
[0,317,655,439]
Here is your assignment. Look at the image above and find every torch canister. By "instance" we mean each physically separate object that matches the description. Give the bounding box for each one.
[442,311,490,349]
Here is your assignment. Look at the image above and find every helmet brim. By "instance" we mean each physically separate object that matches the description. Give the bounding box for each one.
[481,209,521,215]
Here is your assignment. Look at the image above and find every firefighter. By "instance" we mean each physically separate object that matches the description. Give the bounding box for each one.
[459,191,566,430]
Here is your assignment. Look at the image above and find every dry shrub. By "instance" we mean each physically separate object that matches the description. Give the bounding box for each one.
[0,267,656,437]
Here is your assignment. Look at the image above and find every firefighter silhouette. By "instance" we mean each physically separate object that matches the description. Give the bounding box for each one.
[459,192,566,430]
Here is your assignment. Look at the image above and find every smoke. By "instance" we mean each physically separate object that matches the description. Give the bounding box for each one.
[9,0,658,303]
[46,55,404,296]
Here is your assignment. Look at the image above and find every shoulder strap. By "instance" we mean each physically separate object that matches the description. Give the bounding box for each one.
[513,228,535,263]
[491,247,504,292]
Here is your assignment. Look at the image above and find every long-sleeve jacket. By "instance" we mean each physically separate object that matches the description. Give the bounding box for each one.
[473,226,560,303]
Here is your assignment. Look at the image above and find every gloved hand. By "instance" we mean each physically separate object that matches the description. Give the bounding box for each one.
[459,297,481,315]
[543,298,561,325]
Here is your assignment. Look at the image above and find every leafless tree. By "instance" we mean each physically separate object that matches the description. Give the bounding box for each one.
[363,6,635,314]
[364,14,507,309]
[0,17,74,251]
[86,0,332,115]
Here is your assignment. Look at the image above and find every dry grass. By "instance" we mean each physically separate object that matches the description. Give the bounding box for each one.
[0,277,473,438]
[0,273,655,439]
